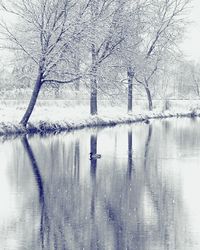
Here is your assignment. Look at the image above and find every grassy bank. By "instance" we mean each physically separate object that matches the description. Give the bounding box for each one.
[0,109,198,137]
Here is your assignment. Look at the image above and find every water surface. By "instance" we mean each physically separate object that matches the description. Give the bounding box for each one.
[1,118,200,250]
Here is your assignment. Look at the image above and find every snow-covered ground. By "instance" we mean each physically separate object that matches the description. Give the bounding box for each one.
[0,99,199,136]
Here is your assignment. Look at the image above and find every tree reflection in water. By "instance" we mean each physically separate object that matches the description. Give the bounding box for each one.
[74,139,80,182]
[22,136,50,249]
[127,128,134,179]
[7,121,190,249]
[89,133,100,249]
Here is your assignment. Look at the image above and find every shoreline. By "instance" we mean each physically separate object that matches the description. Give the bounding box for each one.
[0,110,198,138]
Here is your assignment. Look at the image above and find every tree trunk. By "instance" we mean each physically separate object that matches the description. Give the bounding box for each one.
[20,69,43,127]
[127,66,134,113]
[74,59,80,91]
[145,86,153,111]
[90,66,97,115]
[195,82,200,97]
[90,44,98,115]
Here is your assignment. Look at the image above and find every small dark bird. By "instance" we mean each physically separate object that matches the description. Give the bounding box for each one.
[89,152,101,160]
[144,119,150,124]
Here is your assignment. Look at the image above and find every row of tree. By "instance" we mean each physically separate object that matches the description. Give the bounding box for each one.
[0,0,191,126]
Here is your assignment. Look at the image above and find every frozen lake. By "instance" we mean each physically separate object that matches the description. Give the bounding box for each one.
[1,117,200,249]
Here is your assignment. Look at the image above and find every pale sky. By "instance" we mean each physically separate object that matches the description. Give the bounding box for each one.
[181,0,200,62]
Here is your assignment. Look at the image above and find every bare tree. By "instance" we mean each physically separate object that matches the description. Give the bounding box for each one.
[0,0,91,126]
[87,0,127,115]
[190,62,200,97]
[130,0,190,110]
[122,0,146,113]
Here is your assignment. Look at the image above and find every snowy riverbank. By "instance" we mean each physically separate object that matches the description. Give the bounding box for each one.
[0,99,199,136]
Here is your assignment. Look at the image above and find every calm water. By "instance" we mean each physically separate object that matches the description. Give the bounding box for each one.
[1,118,200,250]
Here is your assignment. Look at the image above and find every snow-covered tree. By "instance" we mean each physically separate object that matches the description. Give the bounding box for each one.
[86,0,128,115]
[0,0,91,126]
[131,0,190,110]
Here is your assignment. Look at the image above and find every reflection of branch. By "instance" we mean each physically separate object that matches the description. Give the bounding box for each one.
[74,140,80,181]
[89,134,99,248]
[90,134,97,218]
[144,125,152,168]
[127,129,134,180]
[142,123,184,244]
[22,136,49,249]
[105,201,123,250]
[143,125,165,222]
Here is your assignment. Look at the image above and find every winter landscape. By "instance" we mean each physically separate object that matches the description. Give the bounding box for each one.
[0,0,200,249]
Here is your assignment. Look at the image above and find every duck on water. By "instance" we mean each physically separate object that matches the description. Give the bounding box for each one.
[89,152,101,160]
